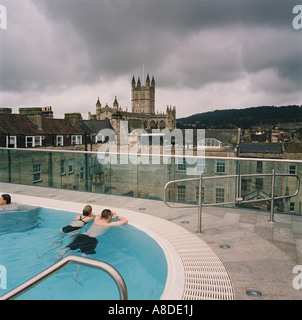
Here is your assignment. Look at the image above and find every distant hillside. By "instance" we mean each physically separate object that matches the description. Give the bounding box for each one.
[177,105,302,129]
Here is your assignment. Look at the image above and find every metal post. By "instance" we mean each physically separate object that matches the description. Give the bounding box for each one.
[198,174,203,233]
[236,173,242,203]
[48,152,53,188]
[270,169,275,222]
[8,148,11,183]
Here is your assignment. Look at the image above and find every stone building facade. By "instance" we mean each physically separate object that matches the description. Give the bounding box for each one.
[88,75,176,132]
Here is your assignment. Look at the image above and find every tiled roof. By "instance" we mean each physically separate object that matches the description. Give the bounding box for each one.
[283,143,302,153]
[0,114,44,135]
[41,118,81,134]
[0,114,82,135]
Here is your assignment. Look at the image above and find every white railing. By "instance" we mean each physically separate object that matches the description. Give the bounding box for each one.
[0,255,128,300]
[164,170,300,233]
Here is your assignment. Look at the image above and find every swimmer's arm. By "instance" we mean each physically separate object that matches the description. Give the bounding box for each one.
[110,216,128,226]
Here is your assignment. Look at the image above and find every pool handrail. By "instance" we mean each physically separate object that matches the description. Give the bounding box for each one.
[0,255,128,300]
[164,170,300,233]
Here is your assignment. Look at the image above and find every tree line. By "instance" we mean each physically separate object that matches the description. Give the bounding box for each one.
[177,105,302,129]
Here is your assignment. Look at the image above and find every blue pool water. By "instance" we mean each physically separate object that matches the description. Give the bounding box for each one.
[0,207,167,300]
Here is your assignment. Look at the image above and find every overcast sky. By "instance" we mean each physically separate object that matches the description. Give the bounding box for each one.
[0,0,301,119]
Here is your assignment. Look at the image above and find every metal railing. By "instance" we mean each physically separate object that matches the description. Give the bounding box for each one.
[164,170,300,233]
[0,255,128,300]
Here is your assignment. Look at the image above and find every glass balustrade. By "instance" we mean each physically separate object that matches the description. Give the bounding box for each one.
[0,147,301,215]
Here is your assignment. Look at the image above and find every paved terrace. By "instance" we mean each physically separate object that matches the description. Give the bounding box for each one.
[1,182,302,300]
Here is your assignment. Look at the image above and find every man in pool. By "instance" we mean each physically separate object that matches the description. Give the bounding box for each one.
[0,194,11,207]
[93,209,128,227]
[66,209,128,254]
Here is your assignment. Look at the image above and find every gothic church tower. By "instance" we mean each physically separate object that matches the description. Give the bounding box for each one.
[131,74,155,114]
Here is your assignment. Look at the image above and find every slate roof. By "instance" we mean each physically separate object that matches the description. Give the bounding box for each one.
[238,144,282,154]
[0,114,82,135]
[41,118,81,134]
[0,114,44,135]
[81,120,114,134]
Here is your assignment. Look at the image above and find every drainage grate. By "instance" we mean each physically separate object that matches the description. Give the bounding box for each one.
[246,289,262,297]
[219,245,231,249]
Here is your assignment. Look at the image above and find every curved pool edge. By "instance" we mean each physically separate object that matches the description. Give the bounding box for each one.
[6,193,235,300]
[130,221,185,300]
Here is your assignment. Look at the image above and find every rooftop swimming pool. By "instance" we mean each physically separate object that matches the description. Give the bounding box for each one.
[0,206,168,300]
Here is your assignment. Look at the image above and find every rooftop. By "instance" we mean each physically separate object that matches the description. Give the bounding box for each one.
[0,114,44,135]
[1,182,301,300]
[238,144,283,154]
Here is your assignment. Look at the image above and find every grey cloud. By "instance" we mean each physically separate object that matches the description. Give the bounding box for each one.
[1,0,301,100]
[240,27,302,86]
[31,0,302,85]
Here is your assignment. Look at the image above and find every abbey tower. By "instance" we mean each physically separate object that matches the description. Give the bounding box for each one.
[131,74,155,114]
[88,74,176,131]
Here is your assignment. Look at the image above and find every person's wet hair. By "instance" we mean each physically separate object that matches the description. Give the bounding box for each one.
[101,209,112,219]
[83,205,92,216]
[2,194,11,204]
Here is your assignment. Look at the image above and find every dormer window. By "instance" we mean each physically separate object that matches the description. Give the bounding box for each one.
[71,135,82,145]
[26,136,42,148]
[56,135,64,146]
[6,136,17,148]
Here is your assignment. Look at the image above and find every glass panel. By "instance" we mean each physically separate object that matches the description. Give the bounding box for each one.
[0,147,301,215]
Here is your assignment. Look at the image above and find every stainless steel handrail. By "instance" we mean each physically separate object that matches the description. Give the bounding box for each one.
[164,170,300,233]
[0,255,128,300]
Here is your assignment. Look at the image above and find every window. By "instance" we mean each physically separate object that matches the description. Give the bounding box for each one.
[196,158,205,173]
[216,159,225,173]
[26,137,33,148]
[177,158,186,171]
[34,136,42,147]
[256,161,263,173]
[255,178,263,190]
[177,185,186,202]
[198,138,222,149]
[290,202,295,213]
[90,156,97,166]
[56,135,64,147]
[68,159,74,174]
[33,164,42,183]
[289,165,297,175]
[71,135,82,145]
[216,188,225,203]
[6,136,16,148]
[61,160,66,175]
[80,166,85,180]
[26,136,42,148]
